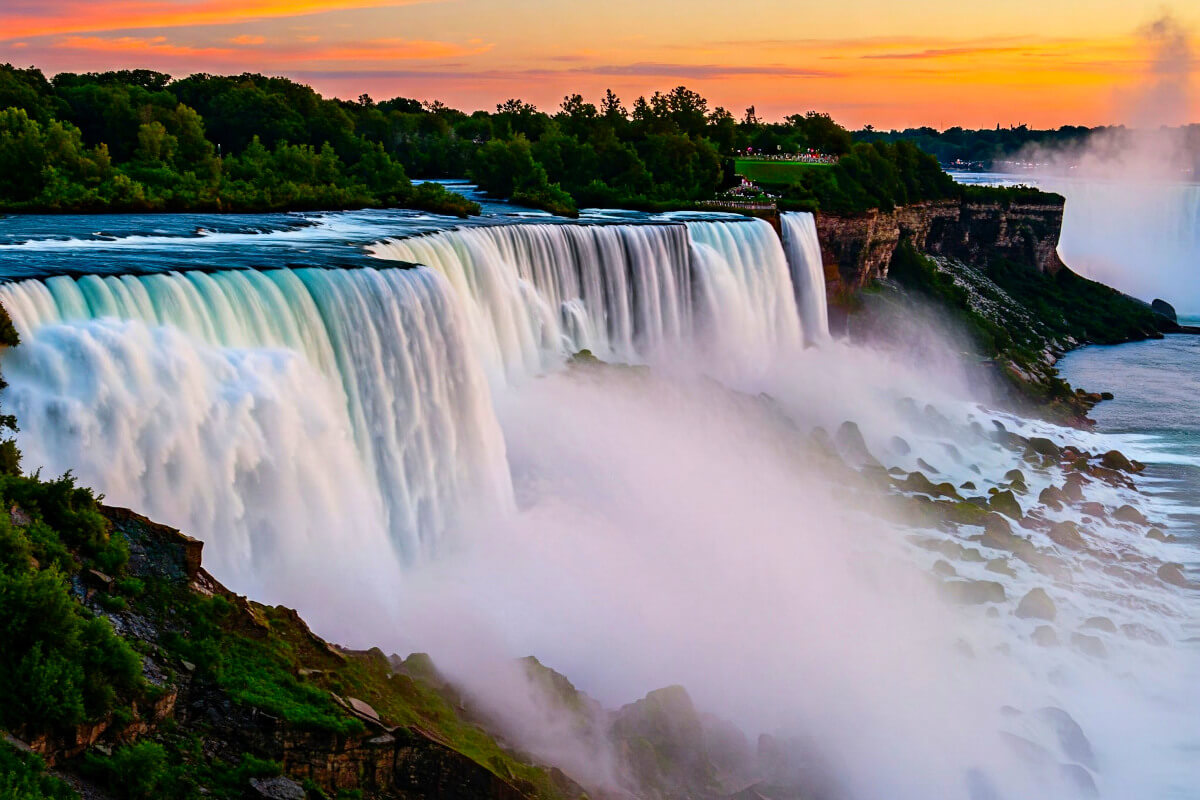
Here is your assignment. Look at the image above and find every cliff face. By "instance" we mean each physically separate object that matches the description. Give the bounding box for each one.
[814,199,1067,297]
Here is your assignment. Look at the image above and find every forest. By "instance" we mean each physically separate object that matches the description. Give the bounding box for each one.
[0,64,1035,216]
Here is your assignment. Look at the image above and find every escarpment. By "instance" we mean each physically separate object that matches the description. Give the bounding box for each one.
[815,198,1067,297]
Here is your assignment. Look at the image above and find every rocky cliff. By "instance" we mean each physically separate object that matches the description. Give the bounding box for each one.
[814,198,1067,299]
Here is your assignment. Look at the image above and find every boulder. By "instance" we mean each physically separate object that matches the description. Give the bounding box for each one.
[1099,450,1135,472]
[1151,298,1177,322]
[941,579,1006,605]
[1036,706,1097,769]
[1047,521,1086,551]
[985,558,1016,578]
[1113,504,1148,525]
[835,421,881,468]
[1027,437,1061,458]
[1146,528,1177,543]
[1071,633,1107,659]
[250,777,306,800]
[1158,563,1198,589]
[932,560,957,577]
[889,436,911,455]
[1016,588,1056,621]
[988,490,1023,520]
[1031,625,1059,647]
[1038,486,1067,510]
[1062,475,1085,502]
[1079,502,1106,519]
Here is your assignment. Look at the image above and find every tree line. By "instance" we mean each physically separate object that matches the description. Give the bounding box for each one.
[0,64,1029,216]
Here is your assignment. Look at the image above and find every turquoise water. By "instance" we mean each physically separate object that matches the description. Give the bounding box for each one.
[1059,329,1200,550]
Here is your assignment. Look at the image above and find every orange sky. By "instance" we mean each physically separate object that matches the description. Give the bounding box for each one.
[1,0,1197,129]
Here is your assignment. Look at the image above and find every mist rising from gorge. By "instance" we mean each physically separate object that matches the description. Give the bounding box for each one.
[1020,14,1200,311]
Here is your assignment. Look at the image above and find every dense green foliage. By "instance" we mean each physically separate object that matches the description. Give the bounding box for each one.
[887,240,1168,414]
[1,64,1054,216]
[0,741,76,800]
[770,140,960,213]
[0,474,143,735]
[855,122,1200,170]
[0,65,476,215]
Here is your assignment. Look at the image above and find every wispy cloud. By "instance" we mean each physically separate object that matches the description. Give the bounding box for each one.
[0,0,441,40]
[52,35,235,57]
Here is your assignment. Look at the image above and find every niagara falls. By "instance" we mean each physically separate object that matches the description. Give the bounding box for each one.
[0,5,1196,800]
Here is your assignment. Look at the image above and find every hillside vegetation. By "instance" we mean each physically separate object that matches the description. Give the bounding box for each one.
[0,65,1057,217]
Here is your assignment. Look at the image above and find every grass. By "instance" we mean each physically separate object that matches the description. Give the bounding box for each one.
[733,158,833,184]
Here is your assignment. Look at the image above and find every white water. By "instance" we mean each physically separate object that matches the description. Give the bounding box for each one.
[780,212,832,344]
[1,214,1195,798]
[0,267,511,581]
[370,218,810,385]
[1054,179,1200,311]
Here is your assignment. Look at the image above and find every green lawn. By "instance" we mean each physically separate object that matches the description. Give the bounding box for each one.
[734,159,833,184]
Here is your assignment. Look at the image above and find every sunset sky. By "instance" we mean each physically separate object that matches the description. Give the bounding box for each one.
[2,0,1197,129]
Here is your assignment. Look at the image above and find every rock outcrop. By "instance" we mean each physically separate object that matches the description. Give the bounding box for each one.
[815,198,1067,297]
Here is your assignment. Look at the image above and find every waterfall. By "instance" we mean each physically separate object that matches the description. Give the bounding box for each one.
[1051,179,1200,311]
[0,266,513,581]
[0,215,816,593]
[780,212,831,343]
[371,217,805,385]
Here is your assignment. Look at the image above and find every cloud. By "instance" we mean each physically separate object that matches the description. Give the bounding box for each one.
[0,0,441,40]
[231,35,266,46]
[52,35,234,57]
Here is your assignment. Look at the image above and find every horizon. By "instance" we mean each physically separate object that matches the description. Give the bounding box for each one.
[1,0,1197,129]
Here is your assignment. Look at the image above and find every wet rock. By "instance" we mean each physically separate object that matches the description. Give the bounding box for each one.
[1062,475,1085,502]
[916,457,939,474]
[942,443,963,463]
[899,471,960,499]
[809,426,836,456]
[1113,504,1148,525]
[1157,563,1198,589]
[941,579,1006,605]
[1079,502,1106,519]
[1036,706,1097,770]
[1121,623,1168,646]
[835,421,881,468]
[1099,450,1134,472]
[1081,616,1116,634]
[1032,625,1059,647]
[932,560,957,577]
[1070,633,1107,659]
[250,776,305,800]
[960,481,977,491]
[1004,468,1026,484]
[961,548,986,563]
[889,436,911,455]
[1016,588,1056,621]
[985,558,1016,578]
[988,490,1023,520]
[1038,486,1067,509]
[1028,437,1061,458]
[1146,528,1177,543]
[1047,521,1086,551]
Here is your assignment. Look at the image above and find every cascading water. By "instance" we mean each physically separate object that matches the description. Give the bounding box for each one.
[1054,179,1200,311]
[369,217,807,385]
[0,266,512,587]
[2,209,1193,798]
[0,216,811,584]
[780,211,832,344]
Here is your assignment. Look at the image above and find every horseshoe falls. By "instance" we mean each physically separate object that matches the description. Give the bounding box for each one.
[0,216,819,603]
